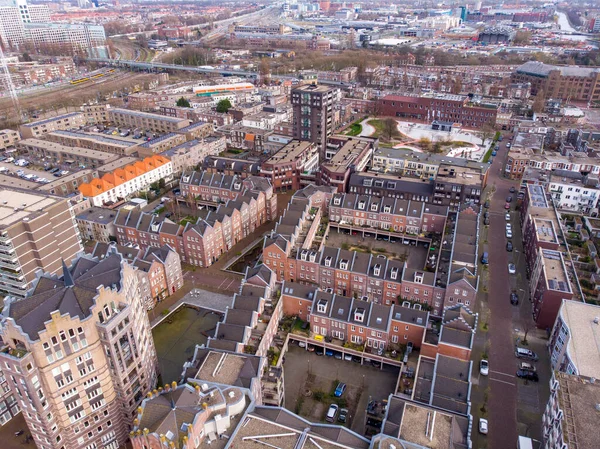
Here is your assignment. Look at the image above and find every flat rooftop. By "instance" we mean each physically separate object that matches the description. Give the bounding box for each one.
[527,184,548,209]
[195,351,248,386]
[20,112,81,128]
[556,372,600,449]
[109,108,188,123]
[558,301,600,379]
[534,218,558,244]
[49,130,139,147]
[541,250,571,293]
[265,140,314,165]
[0,188,63,229]
[399,403,454,449]
[19,138,118,162]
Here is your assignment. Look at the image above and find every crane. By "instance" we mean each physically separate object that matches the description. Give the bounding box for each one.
[0,44,22,122]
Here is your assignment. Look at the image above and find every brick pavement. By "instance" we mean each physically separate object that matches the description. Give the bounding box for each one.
[470,136,549,448]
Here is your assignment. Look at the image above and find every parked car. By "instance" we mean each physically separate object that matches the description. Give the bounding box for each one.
[505,213,511,221]
[505,202,511,210]
[506,229,513,238]
[325,349,334,357]
[515,347,539,361]
[338,408,348,423]
[480,359,489,376]
[517,370,539,382]
[510,292,519,305]
[326,404,339,422]
[484,200,490,208]
[506,142,511,148]
[506,196,513,203]
[344,354,352,361]
[509,186,516,193]
[506,241,513,252]
[481,252,489,265]
[334,382,347,397]
[479,418,489,435]
[484,217,490,226]
[506,223,512,231]
[519,362,537,372]
[508,263,516,274]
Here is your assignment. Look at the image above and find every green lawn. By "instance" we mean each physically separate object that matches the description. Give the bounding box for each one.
[345,122,362,136]
[368,118,401,141]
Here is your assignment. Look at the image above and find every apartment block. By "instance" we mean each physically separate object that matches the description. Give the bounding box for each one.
[78,155,173,207]
[180,171,277,220]
[202,156,261,178]
[377,93,498,128]
[107,108,191,134]
[319,135,375,192]
[329,193,448,234]
[158,137,226,175]
[542,372,600,449]
[547,172,600,215]
[549,300,600,378]
[136,132,187,155]
[44,130,139,156]
[512,61,600,103]
[291,84,339,157]
[0,187,82,297]
[19,112,86,138]
[529,249,573,329]
[0,129,20,150]
[82,103,109,124]
[0,368,19,425]
[18,138,118,169]
[75,207,116,243]
[0,252,158,449]
[260,140,319,191]
[175,121,216,141]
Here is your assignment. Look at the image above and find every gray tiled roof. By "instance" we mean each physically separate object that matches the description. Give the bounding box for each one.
[8,254,124,340]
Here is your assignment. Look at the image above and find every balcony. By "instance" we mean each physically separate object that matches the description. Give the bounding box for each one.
[0,259,20,271]
[0,252,17,264]
[1,344,29,359]
[0,235,10,243]
[0,283,27,296]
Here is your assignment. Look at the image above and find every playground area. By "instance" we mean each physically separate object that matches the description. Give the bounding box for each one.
[360,118,489,162]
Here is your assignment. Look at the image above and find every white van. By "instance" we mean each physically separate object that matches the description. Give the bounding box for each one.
[515,347,538,361]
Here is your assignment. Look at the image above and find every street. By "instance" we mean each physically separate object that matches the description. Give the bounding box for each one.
[471,135,550,448]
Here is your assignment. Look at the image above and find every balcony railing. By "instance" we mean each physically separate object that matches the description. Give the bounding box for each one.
[0,260,20,271]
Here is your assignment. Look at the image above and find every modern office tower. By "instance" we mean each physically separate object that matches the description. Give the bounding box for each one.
[0,187,82,297]
[0,251,158,449]
[291,84,338,161]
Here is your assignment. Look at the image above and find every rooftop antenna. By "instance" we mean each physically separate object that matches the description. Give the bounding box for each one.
[0,45,22,122]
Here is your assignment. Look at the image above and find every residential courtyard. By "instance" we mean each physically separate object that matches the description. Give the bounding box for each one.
[152,305,222,384]
[283,344,400,436]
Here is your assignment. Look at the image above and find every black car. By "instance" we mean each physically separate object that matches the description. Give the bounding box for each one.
[509,186,516,193]
[516,369,539,382]
[506,196,513,203]
[338,408,348,423]
[484,201,490,208]
[484,217,490,225]
[510,292,519,305]
[506,241,513,252]
[484,211,490,219]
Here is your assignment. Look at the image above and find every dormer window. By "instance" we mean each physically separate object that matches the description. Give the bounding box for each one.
[375,180,384,188]
[354,308,365,322]
[309,252,316,262]
[334,197,341,206]
[300,250,308,261]
[391,267,398,280]
[317,299,327,313]
[364,179,372,187]
[325,256,332,267]
[387,182,396,189]
[414,272,424,284]
[374,264,381,277]
[384,205,391,213]
[358,201,365,210]
[371,203,378,211]
[340,259,348,270]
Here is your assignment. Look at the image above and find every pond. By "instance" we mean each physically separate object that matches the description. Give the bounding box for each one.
[226,242,263,274]
[152,305,222,384]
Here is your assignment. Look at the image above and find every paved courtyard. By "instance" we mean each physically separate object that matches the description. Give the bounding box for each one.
[283,344,399,436]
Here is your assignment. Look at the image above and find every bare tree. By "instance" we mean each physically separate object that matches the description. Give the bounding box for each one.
[382,118,397,141]
[532,89,545,113]
[418,137,432,151]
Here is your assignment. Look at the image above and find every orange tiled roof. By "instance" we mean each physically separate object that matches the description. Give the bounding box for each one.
[78,155,170,197]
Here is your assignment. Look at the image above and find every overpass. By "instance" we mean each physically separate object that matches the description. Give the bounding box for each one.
[85,58,353,87]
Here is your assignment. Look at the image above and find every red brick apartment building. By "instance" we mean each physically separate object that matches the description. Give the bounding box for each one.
[179,172,278,221]
[260,140,320,191]
[520,183,575,328]
[282,283,477,360]
[264,187,480,317]
[377,93,498,128]
[114,184,273,267]
[319,135,375,192]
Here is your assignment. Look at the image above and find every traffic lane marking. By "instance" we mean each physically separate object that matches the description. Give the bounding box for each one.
[490,370,515,378]
[489,377,516,387]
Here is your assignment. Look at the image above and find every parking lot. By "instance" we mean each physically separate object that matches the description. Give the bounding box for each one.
[283,344,399,436]
[326,228,430,269]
